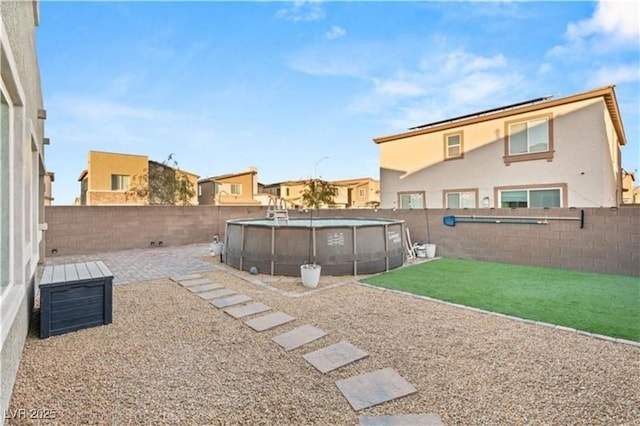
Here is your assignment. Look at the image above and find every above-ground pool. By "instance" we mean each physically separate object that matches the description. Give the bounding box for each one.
[224,217,406,276]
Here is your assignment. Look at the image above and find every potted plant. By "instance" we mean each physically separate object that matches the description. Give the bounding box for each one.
[299,178,338,288]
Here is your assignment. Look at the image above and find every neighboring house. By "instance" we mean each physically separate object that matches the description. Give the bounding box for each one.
[78,151,147,205]
[332,177,380,208]
[262,177,380,208]
[374,85,627,209]
[198,167,261,206]
[44,171,54,205]
[147,160,199,206]
[1,1,48,418]
[78,151,199,205]
[261,180,308,208]
[621,169,637,204]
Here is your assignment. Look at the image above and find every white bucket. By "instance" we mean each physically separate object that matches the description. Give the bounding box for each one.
[426,244,436,259]
[414,244,427,258]
[300,264,321,288]
[211,242,224,256]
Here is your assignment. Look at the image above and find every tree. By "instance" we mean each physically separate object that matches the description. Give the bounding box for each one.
[126,154,195,205]
[300,179,339,265]
[300,178,339,209]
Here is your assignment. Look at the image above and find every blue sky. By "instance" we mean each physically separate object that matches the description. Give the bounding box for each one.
[38,1,639,205]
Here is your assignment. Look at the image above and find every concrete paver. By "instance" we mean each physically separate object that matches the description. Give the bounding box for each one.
[225,303,271,319]
[358,414,444,426]
[336,367,417,411]
[189,283,225,293]
[272,325,328,351]
[303,340,368,373]
[245,312,295,332]
[211,294,252,308]
[200,288,236,300]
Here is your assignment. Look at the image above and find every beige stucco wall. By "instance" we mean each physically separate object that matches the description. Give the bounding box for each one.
[0,0,44,420]
[43,205,639,277]
[85,151,147,205]
[379,98,620,208]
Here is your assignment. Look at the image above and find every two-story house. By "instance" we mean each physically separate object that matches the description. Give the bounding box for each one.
[1,0,48,416]
[374,85,627,209]
[332,177,380,208]
[198,167,261,206]
[78,151,199,205]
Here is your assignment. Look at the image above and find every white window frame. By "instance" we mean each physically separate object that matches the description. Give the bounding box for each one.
[445,190,476,208]
[111,174,130,191]
[1,18,33,348]
[508,118,549,155]
[359,188,366,197]
[444,132,463,159]
[230,183,242,195]
[398,192,424,209]
[498,187,563,208]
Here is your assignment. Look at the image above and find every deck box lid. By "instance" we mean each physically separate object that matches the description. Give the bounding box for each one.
[40,261,113,287]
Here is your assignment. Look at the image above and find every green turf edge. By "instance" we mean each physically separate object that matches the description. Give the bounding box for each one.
[361,258,640,342]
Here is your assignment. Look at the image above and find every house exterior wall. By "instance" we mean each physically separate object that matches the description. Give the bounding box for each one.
[216,172,258,205]
[84,151,148,205]
[43,206,639,277]
[378,96,623,209]
[1,1,45,420]
[199,171,259,205]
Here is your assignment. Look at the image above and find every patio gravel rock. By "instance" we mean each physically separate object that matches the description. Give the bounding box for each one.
[8,269,640,425]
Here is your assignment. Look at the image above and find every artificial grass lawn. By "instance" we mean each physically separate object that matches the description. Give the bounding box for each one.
[362,258,640,341]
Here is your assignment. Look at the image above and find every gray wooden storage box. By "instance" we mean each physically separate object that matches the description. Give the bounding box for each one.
[39,261,113,338]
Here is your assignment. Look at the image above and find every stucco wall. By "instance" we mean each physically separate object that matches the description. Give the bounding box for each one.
[44,205,639,277]
[379,98,620,208]
[0,1,44,421]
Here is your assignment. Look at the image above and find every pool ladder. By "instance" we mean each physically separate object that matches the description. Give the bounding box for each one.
[266,197,289,225]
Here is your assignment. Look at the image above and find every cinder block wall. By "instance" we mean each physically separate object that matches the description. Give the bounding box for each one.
[45,206,639,277]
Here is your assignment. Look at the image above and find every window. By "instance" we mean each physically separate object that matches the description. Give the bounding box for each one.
[111,174,130,191]
[198,185,202,197]
[359,188,365,197]
[504,114,553,164]
[444,132,463,159]
[230,183,241,195]
[499,187,562,208]
[285,187,290,197]
[399,192,424,209]
[445,190,477,208]
[1,89,10,295]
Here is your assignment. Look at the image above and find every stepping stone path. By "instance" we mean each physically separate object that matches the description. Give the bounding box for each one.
[358,414,444,426]
[173,273,428,422]
[188,282,224,293]
[272,325,328,351]
[200,288,236,300]
[303,340,369,373]
[225,302,271,319]
[178,277,212,287]
[336,367,418,411]
[211,294,252,308]
[245,312,296,332]
[171,273,203,282]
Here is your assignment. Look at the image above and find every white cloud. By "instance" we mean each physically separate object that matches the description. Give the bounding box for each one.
[588,64,640,87]
[567,0,639,43]
[326,25,346,40]
[275,1,325,22]
[548,0,639,58]
[52,96,155,122]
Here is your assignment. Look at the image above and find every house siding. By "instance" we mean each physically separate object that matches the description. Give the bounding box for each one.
[1,1,44,421]
[379,97,621,208]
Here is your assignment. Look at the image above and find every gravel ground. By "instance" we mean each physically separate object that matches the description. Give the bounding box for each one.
[8,267,640,425]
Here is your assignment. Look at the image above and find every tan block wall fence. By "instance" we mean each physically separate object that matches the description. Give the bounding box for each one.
[44,206,639,277]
